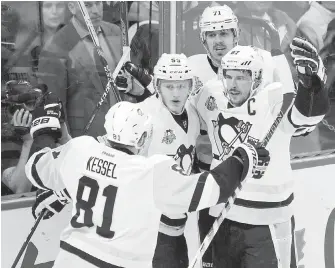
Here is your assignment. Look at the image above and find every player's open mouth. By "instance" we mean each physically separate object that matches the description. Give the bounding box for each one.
[172,100,180,104]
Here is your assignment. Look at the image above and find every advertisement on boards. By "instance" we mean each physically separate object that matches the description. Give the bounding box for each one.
[1,164,335,268]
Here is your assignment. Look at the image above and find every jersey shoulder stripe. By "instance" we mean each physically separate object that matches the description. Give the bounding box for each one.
[30,151,52,191]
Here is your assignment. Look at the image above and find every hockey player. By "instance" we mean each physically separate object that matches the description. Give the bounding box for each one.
[136,53,201,268]
[191,42,329,268]
[25,93,270,267]
[189,4,292,175]
[188,5,295,267]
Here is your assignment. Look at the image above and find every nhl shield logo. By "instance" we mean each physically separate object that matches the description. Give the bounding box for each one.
[162,129,176,144]
[205,96,218,111]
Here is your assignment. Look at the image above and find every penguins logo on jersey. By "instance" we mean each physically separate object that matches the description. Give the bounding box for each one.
[205,96,218,111]
[212,113,253,160]
[162,129,176,144]
[169,144,195,175]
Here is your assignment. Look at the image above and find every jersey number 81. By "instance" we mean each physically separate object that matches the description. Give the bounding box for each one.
[70,176,118,239]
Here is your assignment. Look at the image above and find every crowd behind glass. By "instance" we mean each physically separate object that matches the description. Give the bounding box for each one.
[1,1,335,196]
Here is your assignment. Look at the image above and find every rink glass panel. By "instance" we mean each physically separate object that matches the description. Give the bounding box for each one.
[1,1,162,197]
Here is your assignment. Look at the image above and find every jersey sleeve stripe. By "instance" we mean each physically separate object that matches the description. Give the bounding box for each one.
[60,241,125,268]
[196,174,220,211]
[188,172,209,212]
[287,105,323,129]
[160,214,188,227]
[30,152,52,191]
[197,159,211,172]
[63,188,71,200]
[235,193,294,209]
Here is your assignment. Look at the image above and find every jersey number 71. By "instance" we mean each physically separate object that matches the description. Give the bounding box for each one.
[70,176,118,238]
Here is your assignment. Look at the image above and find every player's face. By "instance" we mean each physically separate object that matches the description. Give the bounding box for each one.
[205,29,235,65]
[159,80,192,114]
[225,70,252,107]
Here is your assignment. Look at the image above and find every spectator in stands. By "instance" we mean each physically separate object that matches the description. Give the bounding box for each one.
[37,1,134,139]
[4,1,67,86]
[235,1,297,54]
[297,1,335,51]
[1,2,20,71]
[1,108,33,195]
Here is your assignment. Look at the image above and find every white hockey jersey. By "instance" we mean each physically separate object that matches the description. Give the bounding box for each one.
[25,135,245,267]
[138,95,201,236]
[191,78,326,225]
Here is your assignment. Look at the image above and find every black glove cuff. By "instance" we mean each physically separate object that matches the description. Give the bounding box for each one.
[33,128,61,140]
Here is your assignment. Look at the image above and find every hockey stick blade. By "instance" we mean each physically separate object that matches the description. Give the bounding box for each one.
[11,209,46,268]
[188,91,295,268]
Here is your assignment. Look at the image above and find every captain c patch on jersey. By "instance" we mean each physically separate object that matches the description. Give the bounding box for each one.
[212,113,254,160]
[162,129,176,144]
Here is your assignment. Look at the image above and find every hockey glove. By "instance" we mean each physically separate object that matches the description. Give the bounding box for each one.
[123,62,152,88]
[290,37,327,87]
[232,143,270,181]
[115,62,153,95]
[32,188,71,220]
[30,92,64,141]
[115,67,132,93]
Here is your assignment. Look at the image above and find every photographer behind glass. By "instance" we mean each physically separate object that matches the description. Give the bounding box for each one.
[1,80,71,195]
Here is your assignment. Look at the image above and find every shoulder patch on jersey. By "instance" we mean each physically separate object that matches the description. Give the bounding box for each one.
[205,96,218,111]
[162,129,176,144]
[190,76,203,96]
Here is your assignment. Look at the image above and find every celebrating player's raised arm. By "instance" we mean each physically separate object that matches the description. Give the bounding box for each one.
[286,36,330,136]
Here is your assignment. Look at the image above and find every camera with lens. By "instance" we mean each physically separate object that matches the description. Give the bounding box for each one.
[1,80,48,137]
[1,80,47,114]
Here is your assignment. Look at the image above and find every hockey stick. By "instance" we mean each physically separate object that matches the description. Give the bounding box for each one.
[119,1,130,52]
[78,1,127,134]
[188,91,295,268]
[11,209,46,268]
